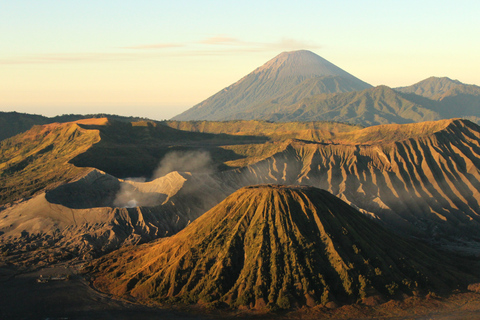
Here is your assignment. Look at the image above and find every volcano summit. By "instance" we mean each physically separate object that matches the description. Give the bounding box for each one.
[173,50,371,121]
[92,185,474,310]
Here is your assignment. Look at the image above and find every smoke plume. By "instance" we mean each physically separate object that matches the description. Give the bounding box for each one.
[153,150,214,179]
[113,181,165,208]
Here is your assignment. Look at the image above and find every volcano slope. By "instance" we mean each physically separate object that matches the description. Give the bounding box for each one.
[3,118,480,267]
[0,117,270,264]
[173,50,371,121]
[92,185,477,310]
[166,118,480,241]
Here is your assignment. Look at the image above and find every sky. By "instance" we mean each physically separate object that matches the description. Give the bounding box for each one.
[1,0,479,120]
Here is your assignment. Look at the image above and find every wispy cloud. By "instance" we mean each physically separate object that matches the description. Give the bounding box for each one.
[0,36,321,65]
[122,43,184,50]
[199,35,242,45]
[266,38,321,51]
[0,52,139,65]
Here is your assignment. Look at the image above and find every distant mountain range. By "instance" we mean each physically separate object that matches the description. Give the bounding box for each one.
[2,51,479,142]
[173,50,480,126]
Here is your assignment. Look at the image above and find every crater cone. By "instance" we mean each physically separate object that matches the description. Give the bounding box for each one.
[93,185,475,309]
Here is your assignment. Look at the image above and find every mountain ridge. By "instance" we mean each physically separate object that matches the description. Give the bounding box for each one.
[395,76,480,100]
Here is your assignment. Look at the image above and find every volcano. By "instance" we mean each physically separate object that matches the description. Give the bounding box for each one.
[172,50,371,121]
[92,185,473,310]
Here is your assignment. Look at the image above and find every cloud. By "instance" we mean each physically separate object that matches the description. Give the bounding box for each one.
[0,52,139,65]
[122,43,184,50]
[265,38,321,51]
[198,35,319,51]
[199,36,241,45]
[0,37,321,65]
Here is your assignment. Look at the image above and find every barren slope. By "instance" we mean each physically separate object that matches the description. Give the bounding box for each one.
[159,119,480,240]
[92,185,476,310]
[3,118,480,266]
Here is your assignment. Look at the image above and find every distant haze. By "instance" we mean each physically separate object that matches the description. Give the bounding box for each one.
[1,1,479,119]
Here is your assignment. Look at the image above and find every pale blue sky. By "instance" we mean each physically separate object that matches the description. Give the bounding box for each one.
[1,0,479,120]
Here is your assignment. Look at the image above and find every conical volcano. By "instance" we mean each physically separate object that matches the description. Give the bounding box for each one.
[92,185,474,309]
[172,50,371,120]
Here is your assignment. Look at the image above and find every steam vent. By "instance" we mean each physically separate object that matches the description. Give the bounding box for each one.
[91,185,473,309]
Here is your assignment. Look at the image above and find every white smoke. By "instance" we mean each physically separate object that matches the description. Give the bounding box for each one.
[112,151,214,208]
[112,182,164,208]
[124,177,147,183]
[153,150,214,179]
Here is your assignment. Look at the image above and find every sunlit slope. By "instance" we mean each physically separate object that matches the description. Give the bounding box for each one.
[164,120,363,141]
[0,170,207,263]
[0,111,162,142]
[0,119,103,205]
[0,118,268,205]
[173,50,371,121]
[3,118,480,263]
[92,185,475,310]
[212,119,480,238]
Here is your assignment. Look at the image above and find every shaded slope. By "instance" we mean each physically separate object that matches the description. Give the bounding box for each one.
[92,185,475,310]
[70,119,268,178]
[0,169,215,264]
[214,119,480,239]
[175,73,480,126]
[0,118,268,205]
[154,119,480,241]
[244,86,440,125]
[395,77,480,124]
[172,50,371,121]
[395,76,480,100]
[0,112,50,141]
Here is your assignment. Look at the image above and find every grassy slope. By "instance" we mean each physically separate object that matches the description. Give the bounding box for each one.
[0,111,160,142]
[164,120,362,138]
[0,112,51,141]
[0,121,101,205]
